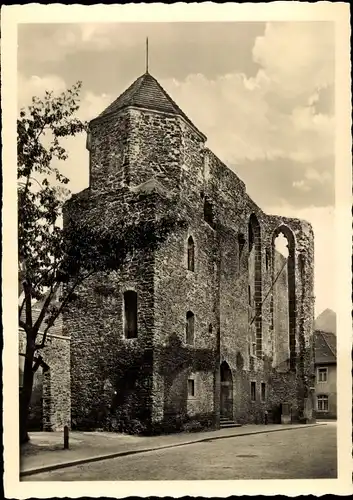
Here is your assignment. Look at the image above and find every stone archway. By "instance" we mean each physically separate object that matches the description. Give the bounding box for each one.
[220,361,233,420]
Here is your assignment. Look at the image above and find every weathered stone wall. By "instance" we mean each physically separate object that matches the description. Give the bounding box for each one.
[64,191,157,432]
[66,102,315,432]
[153,218,217,428]
[89,110,130,192]
[19,329,70,431]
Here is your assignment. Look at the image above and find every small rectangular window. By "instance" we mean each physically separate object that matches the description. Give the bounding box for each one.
[186,311,195,345]
[251,381,256,401]
[317,395,329,411]
[124,290,138,339]
[261,382,266,401]
[317,367,328,382]
[188,379,195,397]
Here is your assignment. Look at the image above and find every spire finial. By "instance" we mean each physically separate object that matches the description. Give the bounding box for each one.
[146,37,149,73]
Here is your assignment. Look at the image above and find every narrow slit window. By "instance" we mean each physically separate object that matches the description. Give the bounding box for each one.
[124,290,138,339]
[261,382,266,401]
[186,311,195,345]
[251,381,256,401]
[265,248,270,270]
[187,236,195,272]
[187,379,195,397]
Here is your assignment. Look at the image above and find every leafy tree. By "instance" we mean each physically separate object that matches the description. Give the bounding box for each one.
[18,82,184,444]
[18,81,87,444]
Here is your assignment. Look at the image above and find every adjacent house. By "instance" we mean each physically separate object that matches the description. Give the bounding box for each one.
[314,309,337,419]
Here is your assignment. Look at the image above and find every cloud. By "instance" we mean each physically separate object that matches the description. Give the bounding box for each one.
[17,74,67,109]
[292,180,311,192]
[252,22,334,98]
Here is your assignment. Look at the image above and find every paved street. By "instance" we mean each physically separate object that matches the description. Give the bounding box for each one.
[24,422,337,481]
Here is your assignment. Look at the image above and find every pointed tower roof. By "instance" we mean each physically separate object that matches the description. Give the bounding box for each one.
[93,72,206,140]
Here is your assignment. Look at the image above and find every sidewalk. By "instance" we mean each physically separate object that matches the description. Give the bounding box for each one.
[20,422,326,477]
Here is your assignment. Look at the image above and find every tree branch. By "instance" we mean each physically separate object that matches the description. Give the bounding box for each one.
[18,295,26,320]
[32,281,60,336]
[23,279,33,329]
[35,269,96,350]
[19,319,28,331]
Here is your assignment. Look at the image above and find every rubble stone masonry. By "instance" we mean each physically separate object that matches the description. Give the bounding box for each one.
[64,73,315,433]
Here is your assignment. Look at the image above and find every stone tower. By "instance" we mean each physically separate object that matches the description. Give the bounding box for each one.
[64,71,315,433]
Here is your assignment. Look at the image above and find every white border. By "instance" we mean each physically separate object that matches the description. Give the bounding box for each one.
[2,2,352,497]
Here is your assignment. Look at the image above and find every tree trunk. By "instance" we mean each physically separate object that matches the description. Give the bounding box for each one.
[19,339,35,445]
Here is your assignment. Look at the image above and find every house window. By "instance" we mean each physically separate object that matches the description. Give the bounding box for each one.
[261,382,266,401]
[187,236,195,272]
[317,395,329,412]
[317,367,328,382]
[186,311,195,345]
[251,381,256,401]
[204,197,214,227]
[124,290,138,339]
[187,379,195,397]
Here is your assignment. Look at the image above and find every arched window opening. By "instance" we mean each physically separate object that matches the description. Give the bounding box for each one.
[208,323,212,334]
[186,311,195,345]
[204,197,214,227]
[124,290,138,339]
[272,226,296,371]
[187,236,195,272]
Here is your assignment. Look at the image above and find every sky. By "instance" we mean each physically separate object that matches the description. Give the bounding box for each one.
[17,21,335,317]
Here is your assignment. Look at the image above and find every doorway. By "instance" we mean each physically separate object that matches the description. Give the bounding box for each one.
[220,361,233,420]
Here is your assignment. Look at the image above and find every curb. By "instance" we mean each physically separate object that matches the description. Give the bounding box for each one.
[20,423,326,477]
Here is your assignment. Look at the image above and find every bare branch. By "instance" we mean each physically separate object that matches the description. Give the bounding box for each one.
[18,295,26,320]
[32,281,60,335]
[36,269,96,350]
[19,319,28,331]
[23,280,33,329]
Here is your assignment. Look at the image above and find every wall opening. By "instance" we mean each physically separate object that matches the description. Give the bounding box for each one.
[204,197,214,227]
[251,381,256,401]
[187,236,195,272]
[220,361,233,419]
[272,226,296,371]
[238,233,246,266]
[266,248,271,271]
[124,290,138,339]
[248,214,262,358]
[261,382,266,401]
[186,311,195,345]
[187,379,195,397]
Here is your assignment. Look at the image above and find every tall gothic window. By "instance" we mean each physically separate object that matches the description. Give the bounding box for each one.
[186,311,195,345]
[187,236,195,272]
[124,290,138,339]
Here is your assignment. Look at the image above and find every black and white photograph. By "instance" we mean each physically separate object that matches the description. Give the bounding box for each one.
[2,3,352,498]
